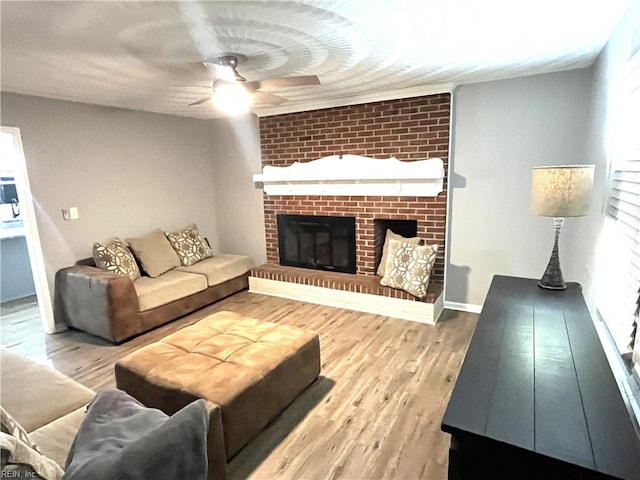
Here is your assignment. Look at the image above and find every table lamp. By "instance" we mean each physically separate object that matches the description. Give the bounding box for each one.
[531,165,594,290]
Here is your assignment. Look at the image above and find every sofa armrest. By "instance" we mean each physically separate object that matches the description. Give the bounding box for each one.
[0,348,95,433]
[54,265,141,342]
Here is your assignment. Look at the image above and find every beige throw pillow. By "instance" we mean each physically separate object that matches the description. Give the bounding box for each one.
[380,238,438,298]
[126,229,181,278]
[166,223,213,266]
[92,238,140,281]
[376,229,422,277]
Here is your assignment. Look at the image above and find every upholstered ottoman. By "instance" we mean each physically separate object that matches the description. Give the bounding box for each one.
[114,310,320,476]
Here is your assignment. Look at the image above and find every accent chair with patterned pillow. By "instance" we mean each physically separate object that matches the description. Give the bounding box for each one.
[166,223,213,266]
[92,238,140,281]
[380,238,438,298]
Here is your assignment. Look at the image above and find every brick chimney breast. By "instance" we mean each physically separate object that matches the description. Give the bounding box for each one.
[259,93,450,282]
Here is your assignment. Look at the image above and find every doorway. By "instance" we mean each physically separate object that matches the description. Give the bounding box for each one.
[0,127,55,334]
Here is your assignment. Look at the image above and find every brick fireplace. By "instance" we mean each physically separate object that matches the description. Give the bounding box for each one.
[259,93,450,283]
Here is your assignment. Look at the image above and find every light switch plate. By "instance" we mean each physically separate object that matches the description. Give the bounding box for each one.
[62,207,79,221]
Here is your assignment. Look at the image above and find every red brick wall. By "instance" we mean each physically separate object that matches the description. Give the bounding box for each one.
[259,93,450,282]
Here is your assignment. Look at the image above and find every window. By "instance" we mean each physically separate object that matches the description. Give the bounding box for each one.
[597,51,640,364]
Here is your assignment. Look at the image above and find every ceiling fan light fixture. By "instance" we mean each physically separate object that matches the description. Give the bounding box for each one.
[214,55,247,83]
[212,82,251,116]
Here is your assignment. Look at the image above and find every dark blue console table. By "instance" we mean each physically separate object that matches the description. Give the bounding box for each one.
[442,275,640,479]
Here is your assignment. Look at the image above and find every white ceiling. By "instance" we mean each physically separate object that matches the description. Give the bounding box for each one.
[0,0,630,119]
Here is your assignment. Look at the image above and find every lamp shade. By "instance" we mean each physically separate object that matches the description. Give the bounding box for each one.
[531,165,594,217]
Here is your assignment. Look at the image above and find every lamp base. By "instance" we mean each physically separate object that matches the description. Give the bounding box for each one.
[538,279,566,290]
[538,217,567,291]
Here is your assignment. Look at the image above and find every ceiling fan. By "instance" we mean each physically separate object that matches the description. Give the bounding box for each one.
[188,55,321,109]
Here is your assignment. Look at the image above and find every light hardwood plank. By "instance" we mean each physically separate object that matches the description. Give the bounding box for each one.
[0,291,477,479]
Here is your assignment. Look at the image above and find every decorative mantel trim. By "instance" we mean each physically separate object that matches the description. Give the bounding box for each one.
[253,155,444,197]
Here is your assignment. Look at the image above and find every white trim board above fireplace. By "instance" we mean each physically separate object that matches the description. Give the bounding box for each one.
[254,155,444,196]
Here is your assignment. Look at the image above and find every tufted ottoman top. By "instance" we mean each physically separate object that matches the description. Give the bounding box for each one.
[115,310,321,460]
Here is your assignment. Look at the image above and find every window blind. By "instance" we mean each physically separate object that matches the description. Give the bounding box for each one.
[599,51,640,359]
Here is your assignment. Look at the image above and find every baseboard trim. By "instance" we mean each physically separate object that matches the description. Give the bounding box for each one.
[444,301,483,314]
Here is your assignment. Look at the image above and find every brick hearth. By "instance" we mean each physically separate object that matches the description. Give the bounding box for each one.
[249,264,444,324]
[251,264,443,302]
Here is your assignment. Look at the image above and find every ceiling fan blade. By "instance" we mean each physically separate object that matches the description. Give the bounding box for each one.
[188,95,212,106]
[245,75,320,92]
[251,90,287,105]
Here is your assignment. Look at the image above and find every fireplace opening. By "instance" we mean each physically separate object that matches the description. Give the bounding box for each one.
[374,219,418,271]
[277,214,356,274]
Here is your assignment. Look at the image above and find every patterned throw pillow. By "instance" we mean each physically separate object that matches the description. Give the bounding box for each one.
[1,406,40,453]
[92,238,141,281]
[376,229,422,277]
[1,406,64,480]
[380,239,438,298]
[1,432,64,480]
[166,224,213,266]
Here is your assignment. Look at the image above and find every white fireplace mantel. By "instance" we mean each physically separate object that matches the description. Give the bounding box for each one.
[253,155,444,197]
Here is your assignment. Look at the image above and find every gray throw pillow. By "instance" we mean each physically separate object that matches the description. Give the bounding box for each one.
[62,389,209,480]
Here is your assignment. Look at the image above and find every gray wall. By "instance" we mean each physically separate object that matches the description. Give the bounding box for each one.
[1,236,35,302]
[210,115,266,264]
[446,69,592,306]
[0,93,222,303]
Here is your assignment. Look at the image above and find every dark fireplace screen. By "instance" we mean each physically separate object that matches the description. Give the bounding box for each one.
[277,214,356,274]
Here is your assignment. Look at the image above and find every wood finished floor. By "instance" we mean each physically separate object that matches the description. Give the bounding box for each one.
[0,292,478,480]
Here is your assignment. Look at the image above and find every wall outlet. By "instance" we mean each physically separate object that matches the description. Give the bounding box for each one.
[62,208,70,220]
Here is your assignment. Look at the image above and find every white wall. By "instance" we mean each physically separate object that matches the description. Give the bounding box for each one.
[446,69,592,306]
[209,114,266,264]
[576,0,640,309]
[0,93,220,309]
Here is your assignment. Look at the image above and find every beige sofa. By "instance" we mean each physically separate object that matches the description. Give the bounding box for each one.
[0,348,226,480]
[0,348,95,469]
[55,253,254,343]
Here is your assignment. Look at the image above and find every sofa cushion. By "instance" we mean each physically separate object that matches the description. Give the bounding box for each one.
[175,254,254,287]
[0,349,95,433]
[133,269,208,312]
[126,229,180,278]
[166,223,213,266]
[92,238,141,281]
[62,389,209,480]
[29,407,87,469]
